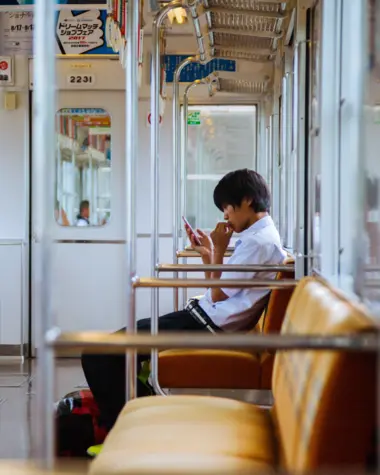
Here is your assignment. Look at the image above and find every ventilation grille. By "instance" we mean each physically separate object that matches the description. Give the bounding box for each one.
[208,11,281,33]
[213,47,274,62]
[212,32,273,50]
[218,78,270,94]
[205,0,284,13]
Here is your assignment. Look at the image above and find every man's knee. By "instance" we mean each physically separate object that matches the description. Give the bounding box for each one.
[81,352,97,373]
[137,318,151,332]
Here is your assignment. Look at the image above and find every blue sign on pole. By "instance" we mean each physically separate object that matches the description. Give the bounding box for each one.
[164,55,236,83]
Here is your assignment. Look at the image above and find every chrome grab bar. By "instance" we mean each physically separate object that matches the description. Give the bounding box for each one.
[172,57,197,313]
[0,240,26,246]
[46,329,378,353]
[184,245,235,251]
[157,264,295,273]
[177,250,234,258]
[133,277,297,289]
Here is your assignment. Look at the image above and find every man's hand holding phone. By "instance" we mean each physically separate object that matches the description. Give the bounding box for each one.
[183,217,213,259]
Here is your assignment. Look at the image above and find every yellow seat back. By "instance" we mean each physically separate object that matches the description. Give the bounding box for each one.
[272,277,376,472]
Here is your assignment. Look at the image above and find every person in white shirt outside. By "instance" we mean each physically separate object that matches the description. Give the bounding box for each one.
[76,200,90,227]
[81,168,287,432]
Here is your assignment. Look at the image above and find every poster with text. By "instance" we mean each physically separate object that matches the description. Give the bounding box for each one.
[1,11,33,55]
[0,1,106,5]
[55,9,114,55]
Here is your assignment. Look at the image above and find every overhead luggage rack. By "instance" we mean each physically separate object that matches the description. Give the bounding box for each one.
[206,9,283,33]
[212,47,276,62]
[211,32,275,51]
[215,76,271,94]
[203,0,287,13]
[184,0,289,64]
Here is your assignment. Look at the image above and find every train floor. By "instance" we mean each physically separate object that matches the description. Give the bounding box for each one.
[0,357,273,460]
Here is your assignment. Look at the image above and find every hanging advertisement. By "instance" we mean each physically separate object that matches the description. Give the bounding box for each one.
[56,9,115,55]
[0,1,106,5]
[1,11,33,55]
[0,9,116,55]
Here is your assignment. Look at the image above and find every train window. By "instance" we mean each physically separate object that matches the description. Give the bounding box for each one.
[55,108,111,227]
[309,0,321,270]
[184,105,256,231]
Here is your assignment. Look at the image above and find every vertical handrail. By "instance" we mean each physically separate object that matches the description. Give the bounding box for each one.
[173,57,197,312]
[125,0,140,401]
[34,0,56,467]
[280,75,287,241]
[152,77,212,396]
[268,114,274,195]
[181,86,190,309]
[181,80,210,309]
[293,41,307,279]
[151,0,183,397]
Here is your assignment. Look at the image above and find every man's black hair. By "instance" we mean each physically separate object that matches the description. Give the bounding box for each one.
[213,169,271,213]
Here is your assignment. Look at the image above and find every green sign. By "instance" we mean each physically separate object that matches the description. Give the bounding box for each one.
[187,111,201,126]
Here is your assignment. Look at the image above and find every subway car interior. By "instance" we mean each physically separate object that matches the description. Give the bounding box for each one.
[0,0,379,473]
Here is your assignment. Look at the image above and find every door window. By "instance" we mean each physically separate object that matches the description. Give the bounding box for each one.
[55,107,111,227]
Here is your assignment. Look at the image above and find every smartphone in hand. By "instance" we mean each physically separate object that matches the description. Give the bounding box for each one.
[182,216,202,246]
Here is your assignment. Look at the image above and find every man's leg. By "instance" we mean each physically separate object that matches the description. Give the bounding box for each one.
[81,310,206,431]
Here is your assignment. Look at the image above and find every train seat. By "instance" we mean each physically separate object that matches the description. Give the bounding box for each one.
[157,264,295,390]
[90,276,377,474]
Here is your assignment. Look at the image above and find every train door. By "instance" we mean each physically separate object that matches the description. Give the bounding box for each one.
[30,59,126,353]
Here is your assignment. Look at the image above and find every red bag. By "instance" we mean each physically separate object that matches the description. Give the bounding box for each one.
[55,389,108,457]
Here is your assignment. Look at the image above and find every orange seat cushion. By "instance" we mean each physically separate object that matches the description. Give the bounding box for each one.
[158,349,261,389]
[90,396,277,475]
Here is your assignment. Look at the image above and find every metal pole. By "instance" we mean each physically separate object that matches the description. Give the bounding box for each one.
[177,249,234,258]
[134,277,296,289]
[173,57,196,312]
[125,0,139,401]
[34,0,56,467]
[151,0,183,397]
[181,86,190,309]
[157,264,295,273]
[47,330,378,354]
[153,72,214,396]
[181,79,210,308]
[294,41,307,279]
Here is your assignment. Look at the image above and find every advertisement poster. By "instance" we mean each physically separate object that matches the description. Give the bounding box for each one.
[0,1,106,5]
[55,9,115,55]
[0,9,115,55]
[1,11,33,55]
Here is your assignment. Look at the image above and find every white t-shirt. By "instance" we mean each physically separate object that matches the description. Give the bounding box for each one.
[198,215,287,331]
[76,217,89,227]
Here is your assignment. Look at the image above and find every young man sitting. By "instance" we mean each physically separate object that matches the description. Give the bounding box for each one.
[81,168,286,432]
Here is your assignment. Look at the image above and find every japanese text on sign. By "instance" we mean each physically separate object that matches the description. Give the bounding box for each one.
[164,55,236,83]
[187,111,201,126]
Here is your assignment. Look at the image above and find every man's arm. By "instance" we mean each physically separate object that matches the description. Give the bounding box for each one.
[184,227,213,279]
[207,223,233,302]
[209,248,229,302]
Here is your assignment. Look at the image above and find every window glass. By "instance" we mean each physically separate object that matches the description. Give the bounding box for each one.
[55,108,111,227]
[309,0,322,270]
[184,105,256,231]
[363,0,380,312]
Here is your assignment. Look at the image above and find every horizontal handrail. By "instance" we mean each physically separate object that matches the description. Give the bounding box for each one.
[132,277,297,289]
[0,240,26,246]
[46,329,378,353]
[184,245,235,252]
[157,264,295,273]
[365,266,380,272]
[177,250,234,258]
[364,280,380,288]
